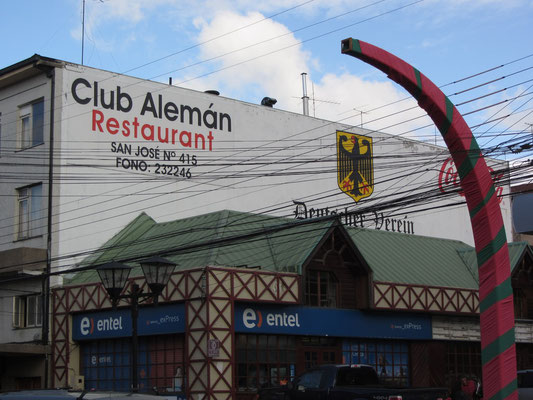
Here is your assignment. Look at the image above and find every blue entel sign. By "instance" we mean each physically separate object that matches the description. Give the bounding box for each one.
[72,303,185,340]
[234,304,432,339]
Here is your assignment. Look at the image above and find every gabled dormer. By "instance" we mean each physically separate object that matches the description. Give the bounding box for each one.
[301,223,372,310]
[511,243,533,319]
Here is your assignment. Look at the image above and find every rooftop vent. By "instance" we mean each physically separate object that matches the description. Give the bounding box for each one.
[261,97,277,107]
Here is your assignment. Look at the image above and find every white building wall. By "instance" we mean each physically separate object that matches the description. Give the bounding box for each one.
[0,58,514,272]
[51,64,512,268]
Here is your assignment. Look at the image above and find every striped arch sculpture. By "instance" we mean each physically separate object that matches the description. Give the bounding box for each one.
[341,38,517,400]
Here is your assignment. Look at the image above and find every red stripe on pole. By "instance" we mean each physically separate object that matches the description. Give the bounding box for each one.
[418,76,450,123]
[483,345,517,399]
[461,165,496,212]
[478,246,512,300]
[469,198,505,251]
[480,295,515,344]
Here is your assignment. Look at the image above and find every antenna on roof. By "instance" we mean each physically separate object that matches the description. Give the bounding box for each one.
[81,0,85,65]
[81,0,103,65]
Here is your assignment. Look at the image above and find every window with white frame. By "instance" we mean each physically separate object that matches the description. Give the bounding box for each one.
[13,293,42,328]
[17,183,43,239]
[19,99,44,149]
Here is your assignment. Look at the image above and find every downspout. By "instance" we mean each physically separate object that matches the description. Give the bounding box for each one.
[41,63,55,389]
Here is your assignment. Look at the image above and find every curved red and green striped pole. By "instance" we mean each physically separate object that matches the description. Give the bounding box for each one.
[341,38,516,400]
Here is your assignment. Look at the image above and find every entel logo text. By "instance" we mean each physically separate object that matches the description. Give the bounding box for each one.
[80,316,123,336]
[243,308,301,329]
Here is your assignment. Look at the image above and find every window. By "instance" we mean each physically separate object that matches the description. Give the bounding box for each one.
[17,183,43,239]
[445,342,481,383]
[13,294,42,328]
[301,336,339,370]
[236,334,296,392]
[305,269,337,307]
[82,335,184,393]
[19,99,44,149]
[15,377,41,390]
[514,288,533,319]
[342,340,410,386]
[294,369,324,390]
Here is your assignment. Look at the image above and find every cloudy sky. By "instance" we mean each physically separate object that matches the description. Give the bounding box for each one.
[2,0,533,167]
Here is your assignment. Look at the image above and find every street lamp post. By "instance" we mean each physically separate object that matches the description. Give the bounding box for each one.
[96,256,176,393]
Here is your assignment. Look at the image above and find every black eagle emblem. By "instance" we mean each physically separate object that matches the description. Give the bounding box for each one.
[337,131,373,202]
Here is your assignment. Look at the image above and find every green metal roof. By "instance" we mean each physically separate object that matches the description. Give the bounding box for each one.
[68,210,335,285]
[345,226,477,289]
[508,241,533,269]
[67,210,532,290]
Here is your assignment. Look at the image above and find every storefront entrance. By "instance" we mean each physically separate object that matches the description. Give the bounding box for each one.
[72,303,186,393]
[80,334,184,393]
[299,337,341,371]
[234,303,432,398]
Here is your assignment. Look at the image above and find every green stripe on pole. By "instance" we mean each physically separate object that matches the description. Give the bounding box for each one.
[414,68,422,90]
[457,140,481,179]
[413,68,423,98]
[438,97,454,136]
[482,328,516,363]
[480,277,513,313]
[477,226,507,267]
[488,378,518,400]
[352,39,362,54]
[469,185,496,219]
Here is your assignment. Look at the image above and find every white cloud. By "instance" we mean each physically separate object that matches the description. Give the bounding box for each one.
[67,0,529,143]
[182,9,436,140]
[310,72,434,138]
[470,86,533,137]
[188,11,311,107]
[70,0,173,46]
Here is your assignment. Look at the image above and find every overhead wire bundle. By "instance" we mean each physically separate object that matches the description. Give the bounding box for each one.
[0,0,531,283]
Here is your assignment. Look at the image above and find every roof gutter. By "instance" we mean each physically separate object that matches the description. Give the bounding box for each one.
[0,54,64,89]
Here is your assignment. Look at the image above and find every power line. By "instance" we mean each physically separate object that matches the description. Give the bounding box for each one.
[0,91,529,251]
[0,155,529,278]
[1,18,528,268]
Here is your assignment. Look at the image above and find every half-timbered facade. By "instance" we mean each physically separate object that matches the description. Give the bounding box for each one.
[51,210,533,399]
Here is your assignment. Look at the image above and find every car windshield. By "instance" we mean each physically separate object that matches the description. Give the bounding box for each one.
[336,367,379,386]
[0,390,164,400]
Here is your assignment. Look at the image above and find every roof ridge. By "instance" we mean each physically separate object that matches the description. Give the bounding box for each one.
[203,210,232,265]
[345,224,471,245]
[156,209,282,227]
[77,212,156,267]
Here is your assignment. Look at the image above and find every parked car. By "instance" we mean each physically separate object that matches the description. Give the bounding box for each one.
[258,364,447,400]
[518,370,533,400]
[0,389,170,400]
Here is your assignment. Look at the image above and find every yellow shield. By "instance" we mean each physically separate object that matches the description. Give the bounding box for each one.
[337,131,374,202]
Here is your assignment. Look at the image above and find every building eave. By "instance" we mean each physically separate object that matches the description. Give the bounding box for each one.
[0,54,64,89]
[0,342,51,356]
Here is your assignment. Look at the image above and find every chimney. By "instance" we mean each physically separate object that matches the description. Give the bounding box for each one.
[301,73,309,116]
